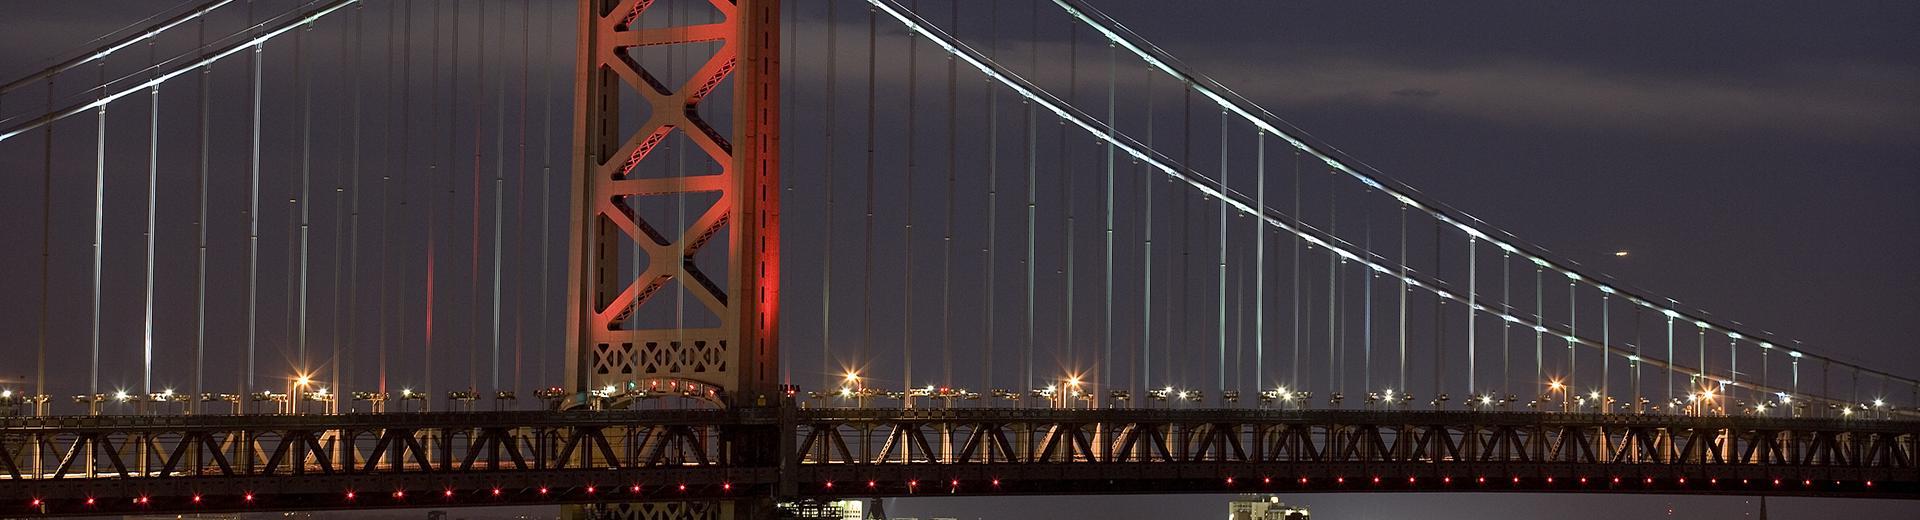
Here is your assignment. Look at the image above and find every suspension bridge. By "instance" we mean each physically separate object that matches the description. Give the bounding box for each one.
[0,1,1915,518]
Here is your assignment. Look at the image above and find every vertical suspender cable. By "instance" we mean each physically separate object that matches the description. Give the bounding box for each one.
[90,60,106,412]
[143,39,160,402]
[943,1,957,389]
[823,0,838,391]
[1103,27,1115,395]
[1397,204,1406,395]
[192,15,209,414]
[537,0,553,388]
[1362,193,1371,396]
[1292,151,1302,391]
[1062,21,1076,384]
[983,0,998,393]
[1216,111,1227,394]
[863,3,877,389]
[40,79,54,415]
[1466,239,1476,395]
[1330,174,1340,400]
[1536,268,1544,402]
[1023,2,1036,394]
[1501,252,1509,394]
[246,7,262,401]
[471,0,487,396]
[1139,58,1152,394]
[344,1,364,402]
[298,19,313,383]
[1603,294,1611,410]
[1254,131,1264,394]
[1666,313,1675,410]
[492,0,508,394]
[904,0,918,404]
[514,0,530,395]
[425,0,442,410]
[1567,279,1576,403]
[1167,85,1182,389]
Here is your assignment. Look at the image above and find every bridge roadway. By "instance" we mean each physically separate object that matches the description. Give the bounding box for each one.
[2,406,1915,516]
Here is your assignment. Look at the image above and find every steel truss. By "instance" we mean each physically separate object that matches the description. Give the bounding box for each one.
[2,409,1915,516]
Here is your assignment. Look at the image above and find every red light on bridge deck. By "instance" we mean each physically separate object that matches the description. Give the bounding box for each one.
[1711,478,1719,485]
[1546,477,1554,484]
[677,484,687,492]
[345,492,355,500]
[1678,477,1687,484]
[1644,478,1652,484]
[1612,477,1620,484]
[1773,479,1781,486]
[991,479,1000,487]
[1804,480,1812,486]
[824,482,834,489]
[393,491,405,499]
[1299,477,1308,485]
[243,494,254,502]
[868,481,877,488]
[85,498,95,506]
[631,485,641,492]
[585,486,596,494]
[722,483,732,492]
[1408,477,1416,484]
[492,488,502,496]
[1512,477,1520,484]
[1867,481,1874,487]
[908,480,918,488]
[1578,477,1587,485]
[443,490,454,498]
[539,488,550,495]
[1477,477,1486,484]
[192,495,202,503]
[1262,477,1271,485]
[30,499,42,507]
[949,480,959,487]
[1443,477,1451,484]
[1224,477,1234,485]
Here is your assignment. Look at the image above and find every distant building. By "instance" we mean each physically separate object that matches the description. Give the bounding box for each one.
[1228,495,1309,520]
[777,498,865,520]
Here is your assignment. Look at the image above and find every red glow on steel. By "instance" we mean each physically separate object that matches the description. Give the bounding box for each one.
[345,492,355,500]
[586,486,596,494]
[631,485,641,492]
[677,484,686,492]
[722,483,731,492]
[539,488,549,495]
[824,482,834,489]
[868,481,877,488]
[192,495,202,503]
[86,498,95,506]
[444,490,454,497]
[991,479,1000,487]
[393,491,404,499]
[492,489,502,496]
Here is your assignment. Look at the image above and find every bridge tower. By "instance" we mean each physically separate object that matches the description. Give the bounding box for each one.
[566,0,782,408]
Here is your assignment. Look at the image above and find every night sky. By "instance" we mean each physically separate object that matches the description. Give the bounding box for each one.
[2,1,1917,519]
